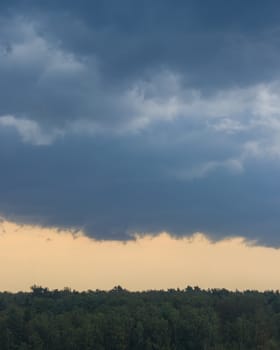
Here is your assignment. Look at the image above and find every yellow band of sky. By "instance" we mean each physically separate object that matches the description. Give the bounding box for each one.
[0,221,279,292]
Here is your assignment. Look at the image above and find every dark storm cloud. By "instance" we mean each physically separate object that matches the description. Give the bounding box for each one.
[32,0,280,91]
[3,0,280,89]
[1,123,280,246]
[1,0,280,245]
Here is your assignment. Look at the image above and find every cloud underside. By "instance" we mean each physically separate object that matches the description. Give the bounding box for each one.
[1,1,280,246]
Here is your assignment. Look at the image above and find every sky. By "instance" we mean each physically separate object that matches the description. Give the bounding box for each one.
[1,0,280,291]
[1,221,280,292]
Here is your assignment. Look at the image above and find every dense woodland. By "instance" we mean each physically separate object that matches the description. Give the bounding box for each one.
[0,286,280,349]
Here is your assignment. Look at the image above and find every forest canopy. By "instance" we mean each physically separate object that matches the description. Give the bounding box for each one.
[0,286,279,349]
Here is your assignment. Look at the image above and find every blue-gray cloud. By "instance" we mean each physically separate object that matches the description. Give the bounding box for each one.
[1,0,280,246]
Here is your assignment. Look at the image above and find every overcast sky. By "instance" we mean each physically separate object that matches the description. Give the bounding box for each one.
[1,0,280,247]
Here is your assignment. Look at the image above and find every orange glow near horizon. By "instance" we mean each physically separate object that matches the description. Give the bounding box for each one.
[0,220,279,292]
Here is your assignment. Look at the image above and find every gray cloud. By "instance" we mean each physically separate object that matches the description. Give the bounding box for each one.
[1,1,280,246]
[1,118,280,246]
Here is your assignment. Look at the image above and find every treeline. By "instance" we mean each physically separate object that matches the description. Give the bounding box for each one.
[0,286,280,349]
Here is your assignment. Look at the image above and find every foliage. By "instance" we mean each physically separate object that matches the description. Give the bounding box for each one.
[0,286,279,349]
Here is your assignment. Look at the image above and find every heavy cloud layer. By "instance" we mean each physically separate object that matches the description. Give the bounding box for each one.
[1,0,280,245]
